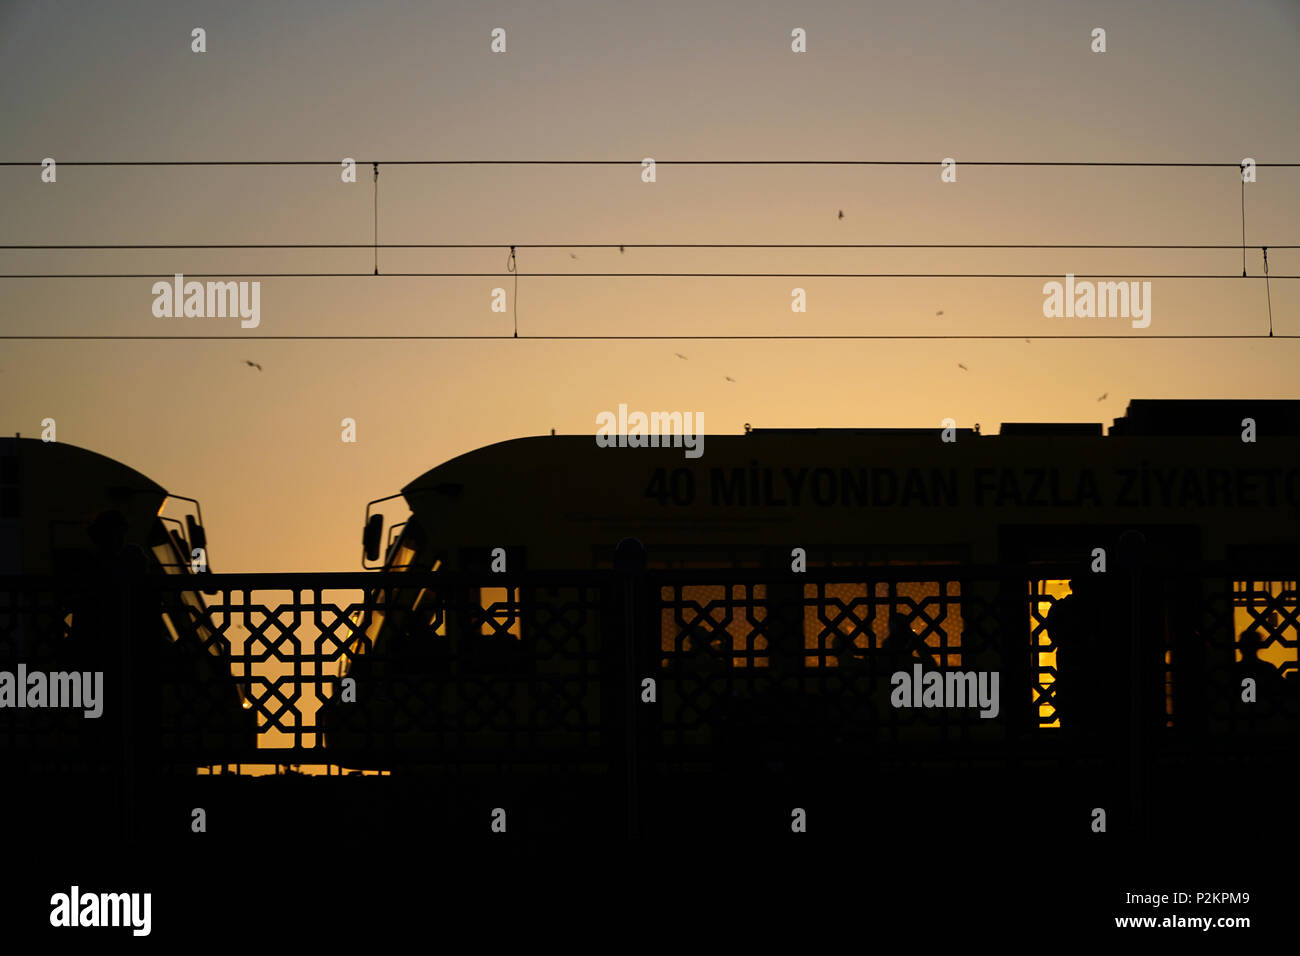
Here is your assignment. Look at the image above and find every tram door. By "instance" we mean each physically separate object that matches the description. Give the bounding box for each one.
[998,524,1204,739]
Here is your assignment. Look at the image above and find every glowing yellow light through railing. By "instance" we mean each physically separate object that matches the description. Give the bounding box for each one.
[1033,580,1071,729]
[1232,580,1298,673]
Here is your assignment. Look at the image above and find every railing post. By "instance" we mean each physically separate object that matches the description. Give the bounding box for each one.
[615,538,646,840]
[1118,530,1147,850]
[114,545,148,847]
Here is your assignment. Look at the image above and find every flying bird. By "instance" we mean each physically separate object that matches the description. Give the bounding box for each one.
[936,310,944,316]
[957,363,968,371]
[569,253,578,259]
[674,352,688,360]
[724,376,736,383]
[245,360,262,371]
[1097,392,1108,401]
[837,210,844,220]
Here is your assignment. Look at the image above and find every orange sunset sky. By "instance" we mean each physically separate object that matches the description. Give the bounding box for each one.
[2,0,1298,572]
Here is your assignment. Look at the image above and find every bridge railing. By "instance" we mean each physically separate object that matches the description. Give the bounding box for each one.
[0,556,1296,771]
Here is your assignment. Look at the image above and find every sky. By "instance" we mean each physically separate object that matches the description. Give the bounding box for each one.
[2,0,1298,572]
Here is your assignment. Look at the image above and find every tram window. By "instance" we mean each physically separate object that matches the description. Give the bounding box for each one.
[386,537,419,571]
[409,581,447,637]
[479,586,522,639]
[1232,580,1298,675]
[805,565,962,669]
[660,584,769,668]
[385,520,429,570]
[616,551,766,668]
[461,547,526,640]
[654,555,962,670]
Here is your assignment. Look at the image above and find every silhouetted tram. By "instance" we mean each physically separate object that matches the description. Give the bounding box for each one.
[320,400,1299,841]
[0,437,255,759]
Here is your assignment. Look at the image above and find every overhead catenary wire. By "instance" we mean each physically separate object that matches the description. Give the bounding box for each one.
[2,334,1297,341]
[3,242,1295,250]
[1241,170,1248,277]
[2,159,1299,167]
[506,246,518,337]
[1,272,1295,279]
[4,161,1292,336]
[1264,247,1274,337]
